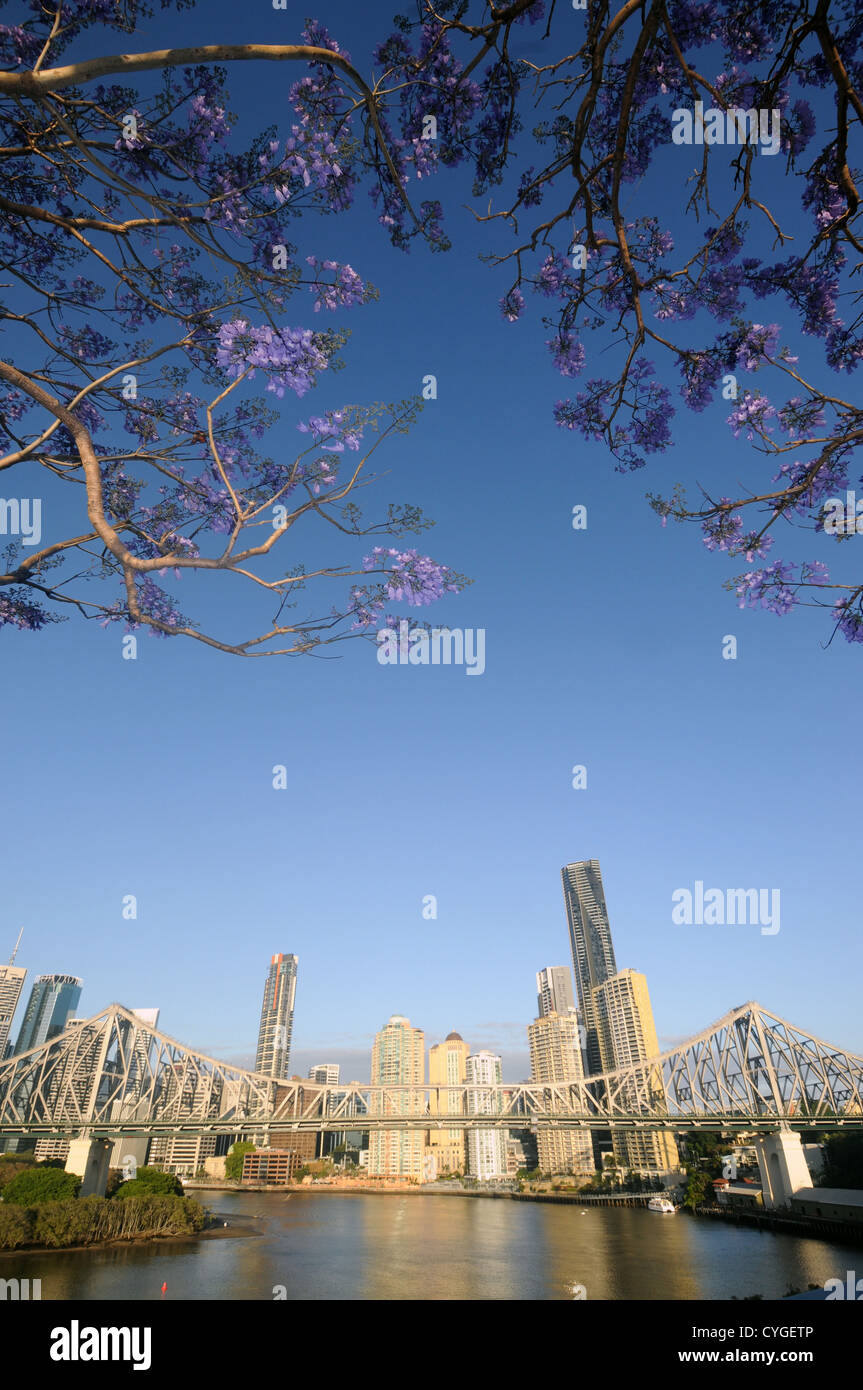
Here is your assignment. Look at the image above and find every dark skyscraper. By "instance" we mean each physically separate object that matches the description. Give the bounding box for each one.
[561,859,617,1075]
[255,953,298,1079]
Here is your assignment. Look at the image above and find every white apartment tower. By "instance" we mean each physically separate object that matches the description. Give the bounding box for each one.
[465,1051,507,1180]
[308,1063,340,1087]
[368,1016,425,1179]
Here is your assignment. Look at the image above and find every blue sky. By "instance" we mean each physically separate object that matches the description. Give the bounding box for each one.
[1,1,860,1082]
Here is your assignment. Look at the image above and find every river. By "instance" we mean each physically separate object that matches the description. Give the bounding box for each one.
[3,1191,861,1300]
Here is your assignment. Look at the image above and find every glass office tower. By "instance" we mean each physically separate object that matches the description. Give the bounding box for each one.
[14,974,82,1054]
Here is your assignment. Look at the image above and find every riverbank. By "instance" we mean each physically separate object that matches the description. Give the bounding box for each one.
[186,1182,863,1242]
[0,1224,245,1260]
[187,1181,550,1199]
[0,1209,259,1259]
[0,1192,227,1255]
[186,1180,422,1194]
[695,1202,863,1246]
[186,1181,670,1206]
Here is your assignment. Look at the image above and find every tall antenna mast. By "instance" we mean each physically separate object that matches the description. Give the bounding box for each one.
[8,928,23,966]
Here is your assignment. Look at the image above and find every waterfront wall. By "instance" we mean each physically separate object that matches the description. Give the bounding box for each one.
[695,1203,863,1246]
[186,1180,664,1207]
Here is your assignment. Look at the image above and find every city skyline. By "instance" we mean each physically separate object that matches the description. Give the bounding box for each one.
[0,870,652,1086]
[0,843,854,1192]
[3,853,855,1091]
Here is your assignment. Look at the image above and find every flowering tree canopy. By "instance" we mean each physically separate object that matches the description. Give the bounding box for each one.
[0,2,461,653]
[363,0,863,644]
[3,0,862,648]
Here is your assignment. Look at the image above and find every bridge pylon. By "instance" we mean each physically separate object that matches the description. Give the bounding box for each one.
[65,1137,112,1197]
[753,1130,813,1209]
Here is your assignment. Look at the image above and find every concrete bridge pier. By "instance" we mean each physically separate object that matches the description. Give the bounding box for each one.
[109,1135,149,1180]
[65,1137,112,1196]
[754,1130,812,1209]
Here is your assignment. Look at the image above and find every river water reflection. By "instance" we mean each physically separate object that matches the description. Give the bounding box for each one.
[3,1191,861,1300]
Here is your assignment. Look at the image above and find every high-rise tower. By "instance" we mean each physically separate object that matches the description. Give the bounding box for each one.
[465,1051,507,1180]
[0,934,27,1059]
[427,1031,470,1176]
[527,1012,594,1176]
[368,1015,425,1178]
[308,1063,340,1087]
[593,968,679,1173]
[254,953,298,1080]
[14,974,82,1055]
[561,859,617,1074]
[536,966,576,1019]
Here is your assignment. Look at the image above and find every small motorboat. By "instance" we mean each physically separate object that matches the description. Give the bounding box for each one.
[647,1196,676,1213]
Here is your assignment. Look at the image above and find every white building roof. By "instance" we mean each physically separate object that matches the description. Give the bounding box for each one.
[791,1187,863,1206]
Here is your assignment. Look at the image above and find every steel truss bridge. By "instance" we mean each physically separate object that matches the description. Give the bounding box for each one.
[0,1001,861,1141]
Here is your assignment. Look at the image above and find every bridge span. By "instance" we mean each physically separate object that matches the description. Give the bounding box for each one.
[1,1000,860,1204]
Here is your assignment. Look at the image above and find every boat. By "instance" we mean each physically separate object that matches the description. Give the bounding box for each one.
[647,1196,676,1213]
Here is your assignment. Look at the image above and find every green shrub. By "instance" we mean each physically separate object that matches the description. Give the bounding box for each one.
[113,1167,183,1198]
[0,1204,34,1249]
[0,1155,37,1193]
[0,1193,207,1250]
[32,1198,95,1249]
[83,1194,206,1239]
[225,1142,256,1182]
[2,1166,80,1205]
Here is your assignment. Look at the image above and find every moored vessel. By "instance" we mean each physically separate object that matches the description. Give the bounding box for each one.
[647,1196,676,1213]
